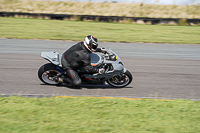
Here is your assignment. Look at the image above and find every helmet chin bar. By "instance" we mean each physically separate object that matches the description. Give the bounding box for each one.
[84,41,94,52]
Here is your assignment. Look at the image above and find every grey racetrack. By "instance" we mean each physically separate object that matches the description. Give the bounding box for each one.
[0,38,200,100]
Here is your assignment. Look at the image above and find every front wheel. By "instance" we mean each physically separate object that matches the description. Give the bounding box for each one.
[38,63,61,85]
[107,70,132,88]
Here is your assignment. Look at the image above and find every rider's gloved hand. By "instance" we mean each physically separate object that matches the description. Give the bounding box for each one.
[98,68,105,74]
[93,68,105,76]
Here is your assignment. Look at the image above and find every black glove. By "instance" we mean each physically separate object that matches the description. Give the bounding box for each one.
[98,68,105,74]
[93,68,105,76]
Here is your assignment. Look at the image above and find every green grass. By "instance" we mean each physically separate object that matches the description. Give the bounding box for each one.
[0,96,200,133]
[0,17,200,44]
[0,0,200,19]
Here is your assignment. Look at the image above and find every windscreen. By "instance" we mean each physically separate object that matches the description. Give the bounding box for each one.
[90,53,100,64]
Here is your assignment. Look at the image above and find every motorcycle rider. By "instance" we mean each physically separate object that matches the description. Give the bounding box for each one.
[60,35,106,87]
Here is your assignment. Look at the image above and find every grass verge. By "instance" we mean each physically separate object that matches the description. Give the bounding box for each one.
[0,96,200,133]
[0,17,200,44]
[0,0,200,18]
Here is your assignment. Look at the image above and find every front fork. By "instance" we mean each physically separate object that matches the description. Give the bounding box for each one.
[108,68,127,82]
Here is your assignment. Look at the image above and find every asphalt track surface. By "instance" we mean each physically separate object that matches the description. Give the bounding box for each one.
[0,39,200,100]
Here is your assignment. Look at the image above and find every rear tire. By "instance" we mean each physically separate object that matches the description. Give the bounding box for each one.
[107,70,132,88]
[38,63,61,85]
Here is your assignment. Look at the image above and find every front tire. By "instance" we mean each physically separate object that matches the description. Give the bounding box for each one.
[38,63,61,85]
[107,70,132,88]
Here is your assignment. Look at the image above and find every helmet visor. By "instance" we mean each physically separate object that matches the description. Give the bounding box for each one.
[91,43,98,51]
[92,36,98,42]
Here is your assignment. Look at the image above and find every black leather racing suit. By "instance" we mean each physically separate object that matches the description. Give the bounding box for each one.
[61,41,102,86]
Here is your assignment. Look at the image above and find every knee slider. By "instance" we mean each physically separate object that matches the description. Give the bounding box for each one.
[73,79,81,86]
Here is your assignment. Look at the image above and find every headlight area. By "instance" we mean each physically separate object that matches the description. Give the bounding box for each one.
[109,55,117,61]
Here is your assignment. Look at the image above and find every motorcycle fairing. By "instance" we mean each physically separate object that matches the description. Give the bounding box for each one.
[41,49,127,82]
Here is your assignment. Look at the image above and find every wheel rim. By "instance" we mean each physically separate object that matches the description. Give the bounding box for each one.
[42,70,60,85]
[107,73,130,87]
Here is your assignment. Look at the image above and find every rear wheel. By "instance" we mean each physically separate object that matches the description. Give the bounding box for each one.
[38,63,61,85]
[107,70,132,88]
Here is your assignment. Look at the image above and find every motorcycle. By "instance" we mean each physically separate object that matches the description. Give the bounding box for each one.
[38,48,132,88]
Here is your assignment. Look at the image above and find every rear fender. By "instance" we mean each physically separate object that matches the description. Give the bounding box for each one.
[41,52,62,67]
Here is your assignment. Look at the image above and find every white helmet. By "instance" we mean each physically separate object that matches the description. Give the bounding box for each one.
[84,35,98,52]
